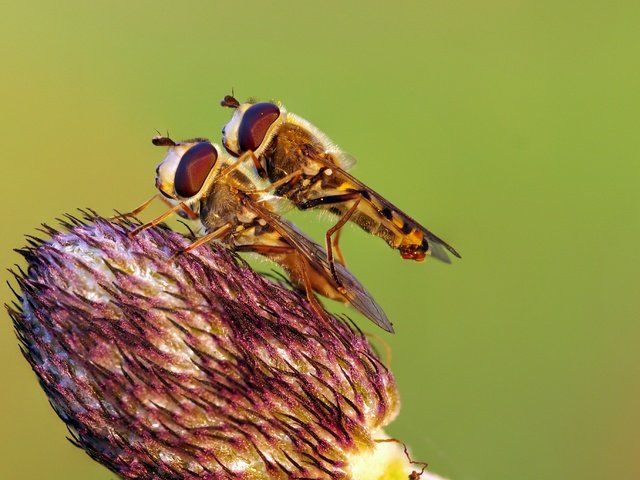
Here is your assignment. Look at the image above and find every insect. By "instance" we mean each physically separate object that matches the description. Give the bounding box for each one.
[123,136,393,333]
[220,95,461,285]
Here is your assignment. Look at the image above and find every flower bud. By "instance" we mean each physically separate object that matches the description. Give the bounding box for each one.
[7,213,443,480]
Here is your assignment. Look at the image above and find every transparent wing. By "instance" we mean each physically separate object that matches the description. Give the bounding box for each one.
[248,201,393,333]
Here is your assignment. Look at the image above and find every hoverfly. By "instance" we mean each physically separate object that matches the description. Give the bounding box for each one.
[220,95,460,285]
[124,136,393,333]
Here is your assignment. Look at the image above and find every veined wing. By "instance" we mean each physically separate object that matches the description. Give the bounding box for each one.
[247,200,393,333]
[311,157,461,262]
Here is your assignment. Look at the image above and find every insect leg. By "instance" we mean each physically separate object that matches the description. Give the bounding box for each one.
[245,169,303,194]
[373,438,428,480]
[111,194,162,220]
[219,150,268,179]
[298,190,364,287]
[297,254,335,324]
[173,223,233,258]
[324,198,360,289]
[248,151,269,179]
[128,202,198,238]
[332,228,346,266]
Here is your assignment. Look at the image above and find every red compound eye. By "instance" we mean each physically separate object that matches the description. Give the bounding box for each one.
[174,142,218,198]
[238,102,280,152]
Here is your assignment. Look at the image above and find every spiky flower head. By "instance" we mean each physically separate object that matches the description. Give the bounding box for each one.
[7,212,443,480]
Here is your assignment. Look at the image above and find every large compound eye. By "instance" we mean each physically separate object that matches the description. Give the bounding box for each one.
[238,102,280,152]
[174,142,218,197]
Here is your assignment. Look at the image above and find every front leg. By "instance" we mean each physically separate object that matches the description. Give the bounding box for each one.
[219,149,268,180]
[128,202,198,238]
[111,194,162,220]
[171,223,233,258]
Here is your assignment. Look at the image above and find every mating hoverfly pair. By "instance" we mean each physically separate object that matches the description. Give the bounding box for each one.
[124,95,460,333]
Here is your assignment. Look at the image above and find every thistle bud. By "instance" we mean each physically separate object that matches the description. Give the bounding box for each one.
[7,213,444,480]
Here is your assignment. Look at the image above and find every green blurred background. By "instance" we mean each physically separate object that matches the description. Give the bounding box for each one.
[1,1,638,479]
